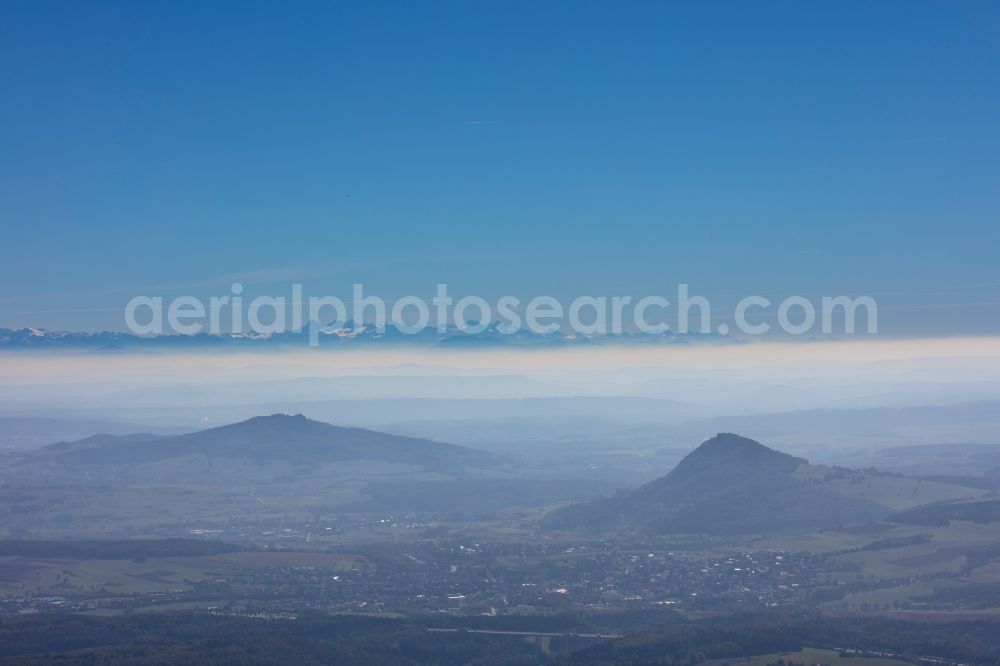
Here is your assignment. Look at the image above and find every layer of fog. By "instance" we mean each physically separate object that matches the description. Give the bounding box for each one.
[2,337,1000,463]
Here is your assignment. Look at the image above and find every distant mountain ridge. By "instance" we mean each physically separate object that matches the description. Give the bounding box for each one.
[0,417,191,451]
[34,414,501,472]
[0,325,730,351]
[545,433,888,535]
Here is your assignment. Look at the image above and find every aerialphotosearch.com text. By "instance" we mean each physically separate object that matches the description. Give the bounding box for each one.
[124,283,878,345]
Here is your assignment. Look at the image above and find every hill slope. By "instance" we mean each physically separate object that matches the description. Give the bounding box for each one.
[545,433,887,535]
[0,417,189,451]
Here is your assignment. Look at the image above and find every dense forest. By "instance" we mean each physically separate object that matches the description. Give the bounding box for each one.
[889,499,1000,526]
[1,611,998,665]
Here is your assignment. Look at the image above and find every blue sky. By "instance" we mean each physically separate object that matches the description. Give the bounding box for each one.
[1,1,998,334]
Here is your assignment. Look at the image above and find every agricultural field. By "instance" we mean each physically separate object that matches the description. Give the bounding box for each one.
[752,519,1000,613]
[0,550,362,597]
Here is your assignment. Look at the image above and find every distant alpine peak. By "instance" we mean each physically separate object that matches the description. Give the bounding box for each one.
[0,325,733,351]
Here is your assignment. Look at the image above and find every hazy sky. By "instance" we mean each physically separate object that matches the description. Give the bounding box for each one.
[3,337,1000,427]
[1,1,998,333]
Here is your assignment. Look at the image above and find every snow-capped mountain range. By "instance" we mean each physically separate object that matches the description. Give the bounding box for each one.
[0,323,731,351]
